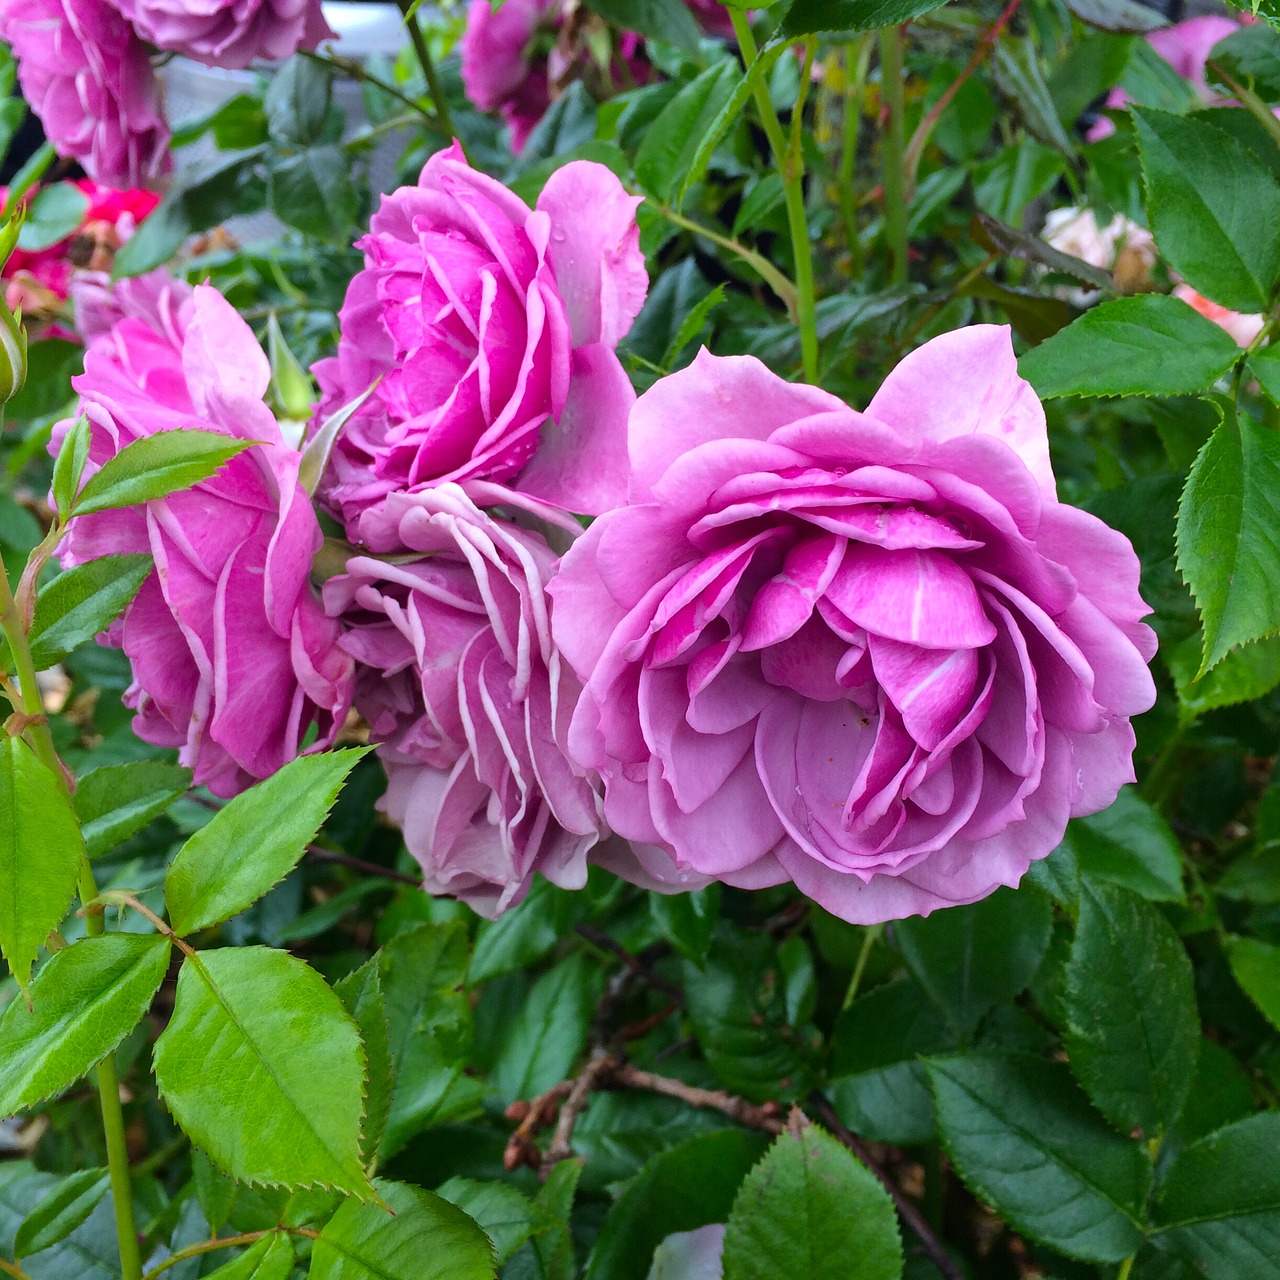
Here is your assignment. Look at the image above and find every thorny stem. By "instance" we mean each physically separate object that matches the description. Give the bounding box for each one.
[651,203,800,318]
[395,1,454,139]
[0,551,143,1280]
[730,9,820,381]
[841,922,884,1011]
[139,1231,290,1280]
[879,25,909,287]
[903,0,1024,195]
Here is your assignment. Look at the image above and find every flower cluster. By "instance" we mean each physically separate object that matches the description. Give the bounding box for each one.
[61,148,1156,923]
[0,0,332,185]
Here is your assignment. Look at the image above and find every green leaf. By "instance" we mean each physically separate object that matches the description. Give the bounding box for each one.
[635,60,743,205]
[436,1179,535,1265]
[892,886,1052,1039]
[779,0,950,38]
[491,951,603,1102]
[1018,295,1242,399]
[929,1054,1150,1262]
[308,1178,496,1279]
[1205,24,1280,103]
[264,56,333,146]
[28,554,153,669]
[17,183,89,252]
[73,761,191,860]
[51,415,90,519]
[1167,632,1280,716]
[580,0,701,55]
[0,737,84,994]
[72,430,254,518]
[335,958,392,1162]
[266,146,359,244]
[1133,107,1280,313]
[993,38,1077,155]
[1152,1113,1280,1279]
[1063,883,1199,1137]
[1225,935,1280,1030]
[1248,341,1280,405]
[585,1130,770,1280]
[1062,0,1166,33]
[378,922,483,1158]
[827,978,956,1145]
[152,946,372,1197]
[113,149,268,278]
[201,1232,295,1280]
[13,1169,109,1258]
[972,210,1115,290]
[1060,786,1186,903]
[0,933,170,1117]
[469,879,581,984]
[721,1122,903,1280]
[649,885,719,963]
[5,337,80,424]
[1176,414,1280,675]
[165,749,367,937]
[681,928,821,1102]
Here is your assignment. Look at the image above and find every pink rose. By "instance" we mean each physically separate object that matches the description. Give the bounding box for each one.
[0,0,170,185]
[460,0,558,153]
[312,144,647,535]
[324,484,603,916]
[1088,14,1241,140]
[550,328,1157,923]
[54,280,353,797]
[1172,284,1265,348]
[112,0,334,70]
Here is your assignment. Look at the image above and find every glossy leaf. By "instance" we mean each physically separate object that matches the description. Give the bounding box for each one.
[1019,295,1242,399]
[152,946,372,1197]
[650,885,720,963]
[1177,414,1280,676]
[721,1123,903,1280]
[73,761,191,859]
[308,1178,496,1279]
[1063,883,1199,1136]
[1133,107,1280,312]
[581,0,701,54]
[17,183,88,252]
[267,146,359,244]
[436,1179,536,1265]
[1153,1113,1280,1278]
[165,749,367,936]
[50,415,90,519]
[585,1130,769,1280]
[929,1054,1150,1262]
[0,737,84,994]
[1167,632,1280,716]
[28,554,153,669]
[893,887,1053,1039]
[263,56,332,146]
[335,958,393,1162]
[1059,787,1185,903]
[0,933,170,1117]
[71,430,253,517]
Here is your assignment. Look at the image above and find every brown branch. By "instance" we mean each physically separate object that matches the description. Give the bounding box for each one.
[544,1050,615,1169]
[574,924,683,1002]
[503,1080,574,1171]
[613,1064,784,1133]
[808,1092,963,1280]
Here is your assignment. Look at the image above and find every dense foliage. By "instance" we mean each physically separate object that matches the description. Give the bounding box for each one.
[0,0,1279,1278]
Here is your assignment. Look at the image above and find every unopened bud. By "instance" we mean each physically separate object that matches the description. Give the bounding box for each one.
[0,302,28,406]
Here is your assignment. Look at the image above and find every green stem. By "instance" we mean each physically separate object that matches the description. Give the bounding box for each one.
[879,26,909,286]
[0,1259,35,1280]
[1209,62,1280,151]
[841,923,884,1010]
[0,562,143,1280]
[396,2,454,139]
[653,203,799,318]
[141,1233,271,1280]
[841,38,873,278]
[730,10,819,382]
[300,50,444,134]
[1116,1257,1135,1280]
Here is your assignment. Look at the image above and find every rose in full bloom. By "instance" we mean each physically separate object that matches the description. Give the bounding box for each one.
[1088,14,1240,140]
[551,328,1157,922]
[1172,284,1266,348]
[55,280,353,797]
[0,0,170,185]
[324,484,603,916]
[113,0,334,69]
[312,144,647,533]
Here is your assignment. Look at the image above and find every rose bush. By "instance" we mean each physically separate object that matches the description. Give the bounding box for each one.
[552,329,1156,921]
[325,484,603,916]
[55,280,352,796]
[312,144,647,533]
